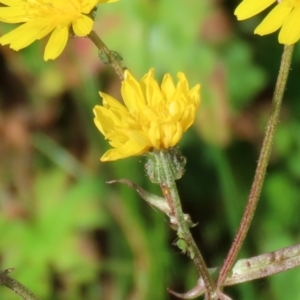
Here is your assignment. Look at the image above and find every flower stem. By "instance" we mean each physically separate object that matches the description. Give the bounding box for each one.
[155,150,217,300]
[0,269,40,300]
[217,45,294,287]
[88,30,125,81]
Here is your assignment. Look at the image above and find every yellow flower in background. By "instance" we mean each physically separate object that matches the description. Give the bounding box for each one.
[0,0,118,60]
[235,0,300,45]
[94,69,201,162]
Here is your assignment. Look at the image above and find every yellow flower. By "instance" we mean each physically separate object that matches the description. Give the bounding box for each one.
[235,0,300,45]
[0,0,118,60]
[93,69,201,162]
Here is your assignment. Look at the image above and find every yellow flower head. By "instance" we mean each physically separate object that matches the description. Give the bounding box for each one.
[0,0,118,60]
[235,0,300,45]
[93,69,201,162]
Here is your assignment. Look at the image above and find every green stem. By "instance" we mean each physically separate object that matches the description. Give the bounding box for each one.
[156,151,217,300]
[217,45,294,287]
[88,30,125,81]
[0,269,40,300]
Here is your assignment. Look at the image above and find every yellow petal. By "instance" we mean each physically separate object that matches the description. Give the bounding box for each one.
[141,68,164,106]
[187,84,201,109]
[168,100,182,121]
[161,123,182,148]
[81,0,99,13]
[94,69,201,161]
[0,0,116,60]
[101,148,128,162]
[72,15,93,36]
[101,140,147,162]
[0,20,48,49]
[128,130,150,148]
[148,122,161,149]
[161,73,176,101]
[93,105,120,136]
[0,6,28,23]
[0,1,22,6]
[278,6,300,45]
[255,3,292,35]
[171,123,183,147]
[235,0,275,20]
[36,28,55,41]
[180,106,196,131]
[177,72,190,93]
[98,0,119,3]
[44,26,68,60]
[100,92,129,117]
[121,70,146,113]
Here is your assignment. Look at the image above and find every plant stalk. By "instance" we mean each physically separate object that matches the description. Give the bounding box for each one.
[156,151,217,300]
[0,269,40,300]
[88,30,125,81]
[217,45,294,287]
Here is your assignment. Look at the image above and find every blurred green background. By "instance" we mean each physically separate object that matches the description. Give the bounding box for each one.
[0,0,300,299]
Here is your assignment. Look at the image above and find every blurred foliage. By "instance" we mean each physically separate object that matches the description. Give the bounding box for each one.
[0,0,300,299]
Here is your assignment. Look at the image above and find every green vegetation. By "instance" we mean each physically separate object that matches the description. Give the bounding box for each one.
[0,0,300,299]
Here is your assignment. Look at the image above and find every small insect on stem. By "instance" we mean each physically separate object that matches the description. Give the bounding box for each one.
[174,237,195,259]
[110,51,123,62]
[98,49,110,64]
[176,238,188,254]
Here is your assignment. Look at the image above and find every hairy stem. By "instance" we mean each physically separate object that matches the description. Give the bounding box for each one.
[218,46,293,287]
[0,269,40,300]
[88,30,125,81]
[155,150,217,300]
[217,45,294,287]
